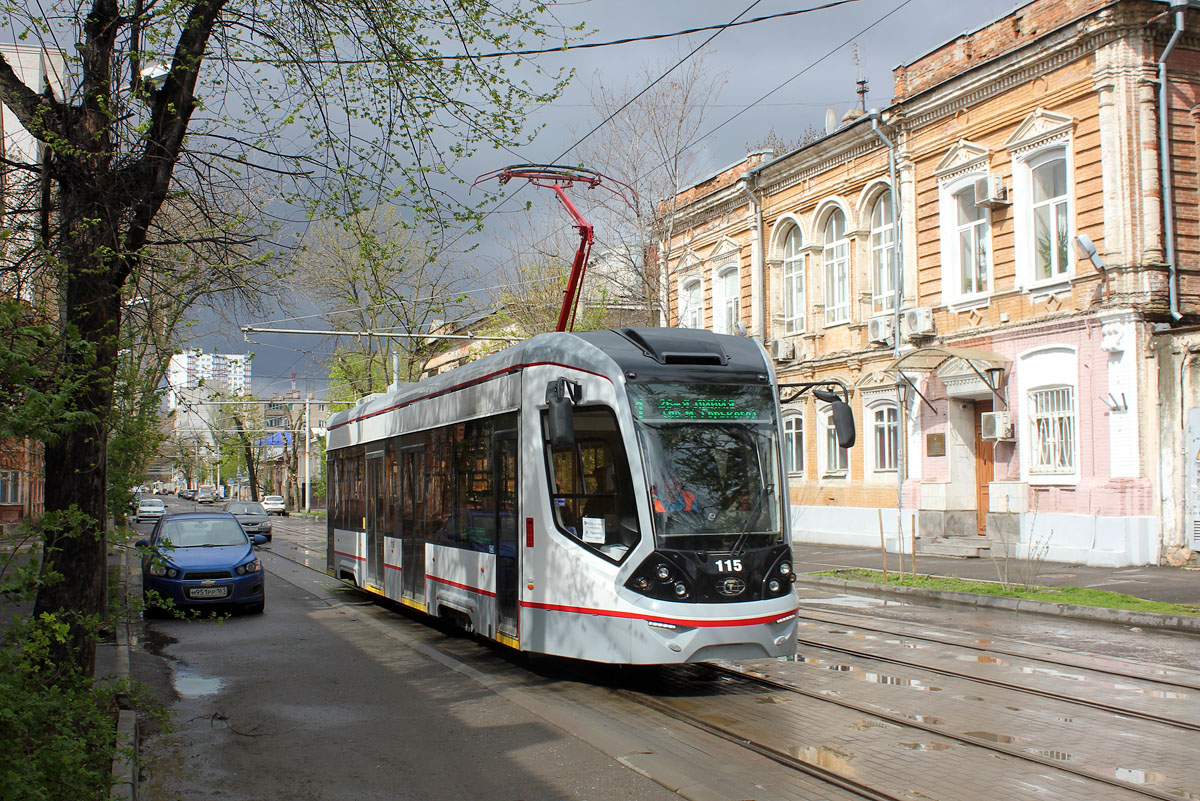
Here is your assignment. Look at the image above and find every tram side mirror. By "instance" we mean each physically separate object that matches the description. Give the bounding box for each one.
[545,378,579,449]
[814,389,857,449]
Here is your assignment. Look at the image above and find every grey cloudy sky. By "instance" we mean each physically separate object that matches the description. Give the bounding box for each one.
[228,0,1028,390]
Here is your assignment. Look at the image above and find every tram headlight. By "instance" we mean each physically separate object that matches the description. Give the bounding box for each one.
[673,582,688,598]
[768,578,782,593]
[778,562,791,576]
[655,564,671,581]
[633,577,650,590]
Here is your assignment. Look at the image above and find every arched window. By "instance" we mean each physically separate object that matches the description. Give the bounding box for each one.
[679,278,702,328]
[954,182,990,297]
[823,209,850,325]
[1030,151,1070,281]
[870,192,896,314]
[783,412,804,475]
[782,227,806,334]
[709,244,739,334]
[822,411,849,476]
[872,404,898,472]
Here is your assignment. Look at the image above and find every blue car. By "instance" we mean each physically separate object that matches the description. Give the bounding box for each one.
[138,512,267,615]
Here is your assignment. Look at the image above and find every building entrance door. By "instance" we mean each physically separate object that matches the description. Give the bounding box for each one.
[974,401,994,536]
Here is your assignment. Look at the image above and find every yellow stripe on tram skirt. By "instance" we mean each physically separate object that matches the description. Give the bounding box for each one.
[496,631,519,649]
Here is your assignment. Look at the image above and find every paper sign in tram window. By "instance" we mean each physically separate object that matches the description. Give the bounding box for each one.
[581,516,606,544]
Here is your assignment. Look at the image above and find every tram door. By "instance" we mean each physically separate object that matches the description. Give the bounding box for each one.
[399,445,427,604]
[494,431,519,639]
[364,450,385,591]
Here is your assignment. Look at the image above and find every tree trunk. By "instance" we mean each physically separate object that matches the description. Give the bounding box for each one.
[234,415,259,501]
[33,269,121,677]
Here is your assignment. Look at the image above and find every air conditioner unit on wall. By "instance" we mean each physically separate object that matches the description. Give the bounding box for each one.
[768,338,795,362]
[974,174,1010,208]
[902,307,935,340]
[981,411,1016,441]
[867,316,893,345]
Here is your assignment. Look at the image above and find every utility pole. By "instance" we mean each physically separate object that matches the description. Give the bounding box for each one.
[304,395,311,513]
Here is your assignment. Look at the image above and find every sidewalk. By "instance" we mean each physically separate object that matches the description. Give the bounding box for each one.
[793,542,1200,632]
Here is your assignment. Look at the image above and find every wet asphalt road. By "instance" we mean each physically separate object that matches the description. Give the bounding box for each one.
[127,499,1200,800]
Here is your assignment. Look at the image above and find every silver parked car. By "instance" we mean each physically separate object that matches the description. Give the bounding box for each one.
[136,498,166,524]
[260,495,288,516]
[222,501,273,541]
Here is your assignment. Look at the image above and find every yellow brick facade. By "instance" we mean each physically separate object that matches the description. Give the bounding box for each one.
[658,0,1200,566]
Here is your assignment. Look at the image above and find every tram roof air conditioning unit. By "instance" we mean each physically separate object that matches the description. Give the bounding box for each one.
[768,338,795,362]
[981,411,1016,441]
[867,316,893,345]
[902,307,935,340]
[974,174,1009,208]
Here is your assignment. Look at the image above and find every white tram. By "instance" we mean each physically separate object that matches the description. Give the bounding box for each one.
[326,327,844,664]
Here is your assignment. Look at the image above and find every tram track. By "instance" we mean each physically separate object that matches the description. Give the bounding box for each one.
[793,606,1200,690]
[264,529,1195,801]
[792,635,1200,732]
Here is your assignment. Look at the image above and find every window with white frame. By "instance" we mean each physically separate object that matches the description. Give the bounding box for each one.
[782,227,806,334]
[1013,146,1073,288]
[954,182,990,297]
[0,470,19,505]
[1028,386,1076,474]
[823,413,849,476]
[823,209,850,325]
[714,265,739,334]
[783,412,804,475]
[872,404,899,472]
[870,192,896,314]
[679,278,702,328]
[1031,154,1069,281]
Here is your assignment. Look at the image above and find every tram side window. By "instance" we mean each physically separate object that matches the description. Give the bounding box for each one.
[544,407,640,562]
[455,418,496,553]
[427,428,454,547]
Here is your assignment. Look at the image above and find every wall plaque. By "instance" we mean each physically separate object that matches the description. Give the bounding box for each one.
[926,433,946,457]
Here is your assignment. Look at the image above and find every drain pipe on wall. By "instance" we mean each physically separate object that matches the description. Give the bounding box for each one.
[867,108,909,552]
[739,173,767,344]
[1159,0,1189,322]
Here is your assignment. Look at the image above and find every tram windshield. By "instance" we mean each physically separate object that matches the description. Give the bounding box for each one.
[629,383,783,551]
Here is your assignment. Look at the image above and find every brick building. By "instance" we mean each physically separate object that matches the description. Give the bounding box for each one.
[657,0,1200,567]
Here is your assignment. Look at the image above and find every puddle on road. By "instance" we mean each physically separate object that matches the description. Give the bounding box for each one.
[173,664,223,698]
[964,730,1017,744]
[897,742,953,751]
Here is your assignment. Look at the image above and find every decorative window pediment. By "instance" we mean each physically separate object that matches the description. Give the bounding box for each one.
[935,140,990,181]
[1005,108,1074,155]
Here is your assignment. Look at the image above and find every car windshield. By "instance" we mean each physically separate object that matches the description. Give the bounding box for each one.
[155,518,249,548]
[226,502,265,515]
[263,496,283,503]
[629,383,783,552]
[140,500,164,508]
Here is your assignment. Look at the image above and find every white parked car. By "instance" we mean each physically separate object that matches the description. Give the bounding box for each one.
[260,495,288,516]
[136,498,166,524]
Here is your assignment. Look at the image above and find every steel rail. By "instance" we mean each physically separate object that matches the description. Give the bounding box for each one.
[705,662,1188,801]
[794,608,1200,690]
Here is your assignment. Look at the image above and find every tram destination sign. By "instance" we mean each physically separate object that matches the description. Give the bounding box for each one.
[629,384,772,422]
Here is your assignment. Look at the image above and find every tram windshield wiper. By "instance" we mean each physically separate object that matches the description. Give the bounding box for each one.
[731,484,771,558]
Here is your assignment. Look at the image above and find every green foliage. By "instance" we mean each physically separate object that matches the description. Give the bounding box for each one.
[0,613,120,801]
[0,301,99,445]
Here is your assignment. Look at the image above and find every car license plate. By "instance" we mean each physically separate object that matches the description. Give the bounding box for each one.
[187,586,230,599]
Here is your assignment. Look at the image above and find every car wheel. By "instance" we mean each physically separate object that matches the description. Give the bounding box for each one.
[246,601,265,614]
[265,534,272,542]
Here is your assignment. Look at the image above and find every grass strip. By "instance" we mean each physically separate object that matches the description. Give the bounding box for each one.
[814,568,1200,617]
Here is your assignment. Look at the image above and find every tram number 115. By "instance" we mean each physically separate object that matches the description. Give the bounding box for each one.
[714,558,743,572]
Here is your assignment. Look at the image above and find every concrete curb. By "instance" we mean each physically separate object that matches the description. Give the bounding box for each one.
[798,574,1200,634]
[110,546,138,801]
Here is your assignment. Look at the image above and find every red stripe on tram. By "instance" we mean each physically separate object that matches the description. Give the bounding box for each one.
[425,574,497,598]
[520,600,796,629]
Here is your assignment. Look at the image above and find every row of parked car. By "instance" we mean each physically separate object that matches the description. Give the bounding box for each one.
[133,494,293,615]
